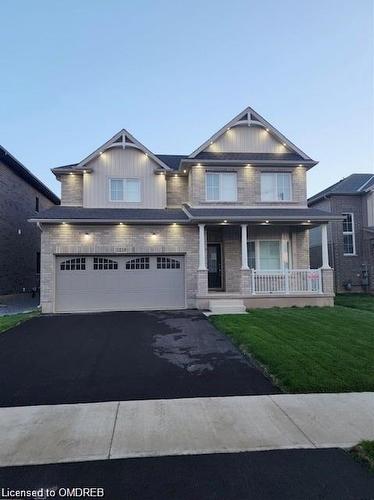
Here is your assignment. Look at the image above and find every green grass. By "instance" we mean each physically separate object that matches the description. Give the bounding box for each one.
[0,311,39,334]
[210,306,374,393]
[351,441,374,473]
[335,293,374,313]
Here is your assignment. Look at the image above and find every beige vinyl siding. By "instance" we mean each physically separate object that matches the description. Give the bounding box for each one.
[204,125,288,153]
[367,191,374,226]
[83,148,166,208]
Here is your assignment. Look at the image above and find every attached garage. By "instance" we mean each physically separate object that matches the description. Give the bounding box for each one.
[55,255,185,313]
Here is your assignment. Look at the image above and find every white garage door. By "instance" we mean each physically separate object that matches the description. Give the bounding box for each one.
[55,255,185,313]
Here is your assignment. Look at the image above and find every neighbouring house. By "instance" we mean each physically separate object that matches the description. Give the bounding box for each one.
[30,107,341,314]
[308,174,374,293]
[0,146,60,295]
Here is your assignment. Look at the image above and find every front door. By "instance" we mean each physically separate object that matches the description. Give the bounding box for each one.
[207,243,222,289]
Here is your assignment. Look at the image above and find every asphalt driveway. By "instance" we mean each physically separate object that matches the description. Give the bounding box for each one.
[0,310,278,406]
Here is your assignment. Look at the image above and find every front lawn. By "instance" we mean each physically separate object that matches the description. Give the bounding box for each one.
[210,306,374,393]
[351,441,374,473]
[0,312,38,334]
[335,293,374,313]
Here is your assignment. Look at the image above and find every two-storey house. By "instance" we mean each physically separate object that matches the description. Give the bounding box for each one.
[30,107,340,314]
[309,173,374,293]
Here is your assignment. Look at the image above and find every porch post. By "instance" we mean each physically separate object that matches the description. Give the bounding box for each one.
[198,224,207,271]
[241,224,249,270]
[321,223,330,269]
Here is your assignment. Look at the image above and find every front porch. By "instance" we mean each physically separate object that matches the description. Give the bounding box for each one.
[195,222,334,311]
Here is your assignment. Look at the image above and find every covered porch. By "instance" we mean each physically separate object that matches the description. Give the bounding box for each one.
[195,221,334,311]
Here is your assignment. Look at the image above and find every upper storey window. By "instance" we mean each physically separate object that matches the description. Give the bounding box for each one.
[109,178,141,202]
[206,172,237,202]
[342,213,356,255]
[261,172,292,201]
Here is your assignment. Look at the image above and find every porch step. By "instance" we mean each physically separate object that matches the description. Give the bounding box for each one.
[208,299,246,314]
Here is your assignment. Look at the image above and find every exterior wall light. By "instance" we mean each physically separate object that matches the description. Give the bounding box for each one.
[307,220,311,223]
[265,220,269,223]
[223,220,227,223]
[266,128,269,132]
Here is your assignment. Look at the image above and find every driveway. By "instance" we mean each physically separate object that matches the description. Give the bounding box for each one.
[0,310,278,407]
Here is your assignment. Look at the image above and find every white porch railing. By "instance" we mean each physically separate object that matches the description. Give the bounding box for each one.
[252,269,322,295]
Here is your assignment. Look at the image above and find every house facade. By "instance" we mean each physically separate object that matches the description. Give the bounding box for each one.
[309,174,374,293]
[0,145,60,295]
[31,107,340,314]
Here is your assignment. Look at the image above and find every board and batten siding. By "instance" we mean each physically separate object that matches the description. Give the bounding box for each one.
[367,191,374,227]
[205,125,288,153]
[83,148,166,208]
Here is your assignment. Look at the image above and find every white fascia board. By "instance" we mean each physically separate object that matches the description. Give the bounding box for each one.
[76,129,171,171]
[188,106,313,161]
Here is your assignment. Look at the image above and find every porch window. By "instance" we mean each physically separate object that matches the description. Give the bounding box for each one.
[205,172,237,201]
[109,178,141,202]
[261,173,292,201]
[247,240,288,270]
[342,212,356,255]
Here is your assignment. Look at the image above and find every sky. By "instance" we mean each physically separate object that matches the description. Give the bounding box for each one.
[0,0,373,198]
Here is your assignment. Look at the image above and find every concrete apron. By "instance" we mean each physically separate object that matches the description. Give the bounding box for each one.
[0,393,374,467]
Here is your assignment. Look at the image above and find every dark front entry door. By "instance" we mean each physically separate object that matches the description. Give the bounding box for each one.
[208,243,222,289]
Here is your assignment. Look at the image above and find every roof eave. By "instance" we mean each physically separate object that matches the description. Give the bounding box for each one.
[29,218,191,224]
[180,159,317,168]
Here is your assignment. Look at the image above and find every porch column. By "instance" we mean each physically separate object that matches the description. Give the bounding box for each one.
[321,223,330,269]
[241,224,249,270]
[198,224,207,270]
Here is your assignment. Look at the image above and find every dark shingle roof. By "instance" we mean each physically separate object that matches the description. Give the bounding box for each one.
[53,163,78,171]
[53,152,311,172]
[0,145,60,204]
[155,155,187,170]
[30,206,189,222]
[194,152,306,162]
[184,206,342,222]
[309,174,374,205]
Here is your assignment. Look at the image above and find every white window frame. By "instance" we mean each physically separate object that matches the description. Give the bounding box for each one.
[342,212,356,256]
[205,172,238,202]
[260,172,292,202]
[247,239,290,270]
[109,178,141,203]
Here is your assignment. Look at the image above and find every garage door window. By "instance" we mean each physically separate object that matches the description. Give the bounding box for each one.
[93,257,118,270]
[60,258,86,271]
[157,257,181,269]
[125,257,150,270]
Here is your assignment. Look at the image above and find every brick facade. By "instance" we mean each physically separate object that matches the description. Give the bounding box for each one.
[0,161,57,294]
[310,194,373,293]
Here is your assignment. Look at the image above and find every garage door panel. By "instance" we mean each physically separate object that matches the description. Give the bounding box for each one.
[55,255,185,313]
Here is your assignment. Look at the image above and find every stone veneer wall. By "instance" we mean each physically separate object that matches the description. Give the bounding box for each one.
[60,174,83,206]
[166,176,188,206]
[40,224,199,313]
[188,166,307,206]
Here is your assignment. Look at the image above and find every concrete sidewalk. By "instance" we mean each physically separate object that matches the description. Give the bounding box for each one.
[0,393,373,466]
